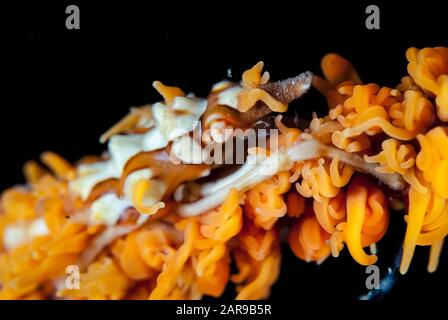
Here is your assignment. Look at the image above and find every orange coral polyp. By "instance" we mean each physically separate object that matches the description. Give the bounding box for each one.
[343,176,389,266]
[288,212,331,263]
[237,61,287,113]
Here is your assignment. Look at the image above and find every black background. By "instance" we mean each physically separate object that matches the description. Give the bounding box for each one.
[2,1,447,301]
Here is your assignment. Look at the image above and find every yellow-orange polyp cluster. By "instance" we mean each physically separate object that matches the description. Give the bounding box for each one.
[0,47,447,300]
